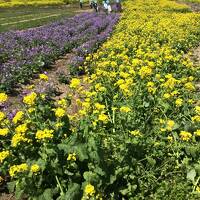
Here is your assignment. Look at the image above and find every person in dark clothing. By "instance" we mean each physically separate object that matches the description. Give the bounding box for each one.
[116,0,122,12]
[80,0,83,8]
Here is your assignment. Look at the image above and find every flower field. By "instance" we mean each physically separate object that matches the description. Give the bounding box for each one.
[0,13,119,92]
[0,0,74,8]
[1,0,200,199]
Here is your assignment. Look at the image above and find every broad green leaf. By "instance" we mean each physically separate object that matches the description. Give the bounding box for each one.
[187,169,196,182]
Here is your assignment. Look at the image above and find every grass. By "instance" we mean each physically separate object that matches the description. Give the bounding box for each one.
[0,4,91,32]
[181,0,200,3]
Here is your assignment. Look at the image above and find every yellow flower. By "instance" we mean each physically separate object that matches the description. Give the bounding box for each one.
[70,78,80,89]
[55,122,64,128]
[95,103,105,110]
[28,108,35,113]
[180,131,192,141]
[138,66,152,79]
[166,120,175,131]
[54,108,65,118]
[175,98,183,107]
[120,106,131,113]
[98,113,109,123]
[0,150,9,163]
[31,164,40,173]
[36,129,54,140]
[85,184,95,196]
[194,130,200,137]
[155,74,161,80]
[23,92,37,106]
[11,128,30,147]
[15,124,28,134]
[0,93,8,103]
[39,74,48,81]
[192,115,200,122]
[195,106,200,115]
[163,93,171,99]
[184,82,195,91]
[0,112,5,122]
[9,163,28,177]
[58,99,67,108]
[167,136,173,142]
[0,128,9,136]
[130,130,142,136]
[67,153,76,161]
[13,111,24,124]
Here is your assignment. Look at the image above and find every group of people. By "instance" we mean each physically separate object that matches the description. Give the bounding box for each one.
[79,0,122,13]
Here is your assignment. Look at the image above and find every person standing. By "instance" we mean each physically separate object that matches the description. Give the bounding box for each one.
[92,0,98,12]
[89,0,93,8]
[106,0,112,14]
[116,0,122,12]
[80,0,83,9]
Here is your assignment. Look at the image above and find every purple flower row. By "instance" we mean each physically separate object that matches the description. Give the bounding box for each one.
[0,12,119,92]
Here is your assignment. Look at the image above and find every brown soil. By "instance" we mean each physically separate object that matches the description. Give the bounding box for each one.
[179,1,200,12]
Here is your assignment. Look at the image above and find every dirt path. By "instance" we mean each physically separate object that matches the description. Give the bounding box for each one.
[177,1,200,12]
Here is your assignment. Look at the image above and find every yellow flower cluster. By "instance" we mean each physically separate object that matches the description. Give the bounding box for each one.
[70,78,81,89]
[39,74,48,81]
[31,164,40,173]
[23,92,37,106]
[0,112,5,122]
[67,153,76,161]
[13,111,24,124]
[0,150,9,163]
[53,107,65,118]
[12,124,30,147]
[84,184,95,196]
[9,163,28,177]
[35,129,54,140]
[0,128,9,136]
[179,131,192,141]
[0,93,8,103]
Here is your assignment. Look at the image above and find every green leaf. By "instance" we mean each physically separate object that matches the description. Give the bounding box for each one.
[187,169,196,182]
[147,157,156,166]
[7,181,17,193]
[38,188,53,200]
[61,183,80,200]
[74,144,88,161]
[83,171,99,183]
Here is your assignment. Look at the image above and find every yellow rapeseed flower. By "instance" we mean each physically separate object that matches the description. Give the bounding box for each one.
[9,163,28,177]
[130,130,142,136]
[39,74,48,81]
[98,113,109,123]
[0,112,5,122]
[194,130,200,137]
[195,106,200,115]
[0,128,9,136]
[13,111,24,124]
[166,120,175,131]
[0,93,8,103]
[70,78,80,89]
[23,92,37,106]
[175,98,183,107]
[120,106,131,113]
[192,115,200,122]
[54,108,65,118]
[31,164,40,173]
[180,131,192,141]
[0,150,9,163]
[35,129,54,140]
[67,153,76,161]
[184,82,195,91]
[85,184,95,196]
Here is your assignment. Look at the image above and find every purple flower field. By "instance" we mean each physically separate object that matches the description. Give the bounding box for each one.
[0,12,119,92]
